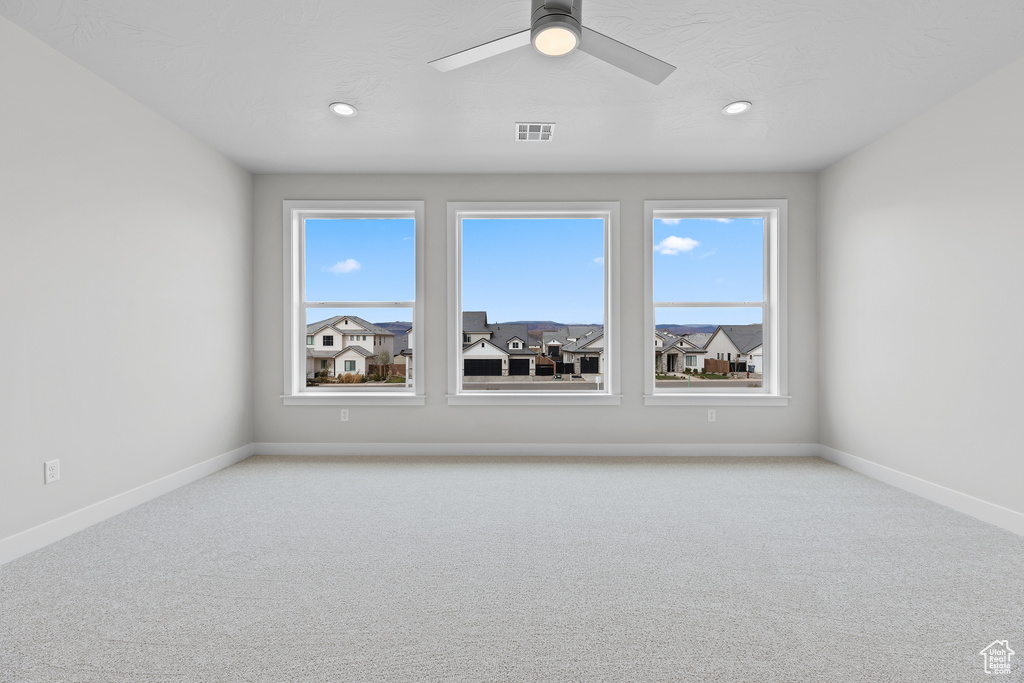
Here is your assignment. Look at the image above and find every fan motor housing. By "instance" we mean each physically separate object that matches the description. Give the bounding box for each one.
[531,0,582,53]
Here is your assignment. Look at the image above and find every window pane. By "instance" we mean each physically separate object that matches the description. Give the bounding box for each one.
[304,218,414,302]
[654,307,763,391]
[461,217,605,392]
[653,217,763,302]
[305,307,413,391]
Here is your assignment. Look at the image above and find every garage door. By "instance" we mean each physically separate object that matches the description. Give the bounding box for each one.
[509,359,530,376]
[464,359,502,376]
[581,357,599,373]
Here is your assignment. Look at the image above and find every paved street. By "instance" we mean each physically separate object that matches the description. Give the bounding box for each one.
[461,379,762,390]
[463,381,600,391]
[656,379,761,389]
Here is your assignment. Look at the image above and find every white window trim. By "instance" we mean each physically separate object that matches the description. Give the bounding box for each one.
[447,202,621,406]
[282,200,425,406]
[643,199,789,407]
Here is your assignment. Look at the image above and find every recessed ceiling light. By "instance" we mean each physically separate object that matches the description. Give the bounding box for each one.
[329,102,358,117]
[722,101,752,115]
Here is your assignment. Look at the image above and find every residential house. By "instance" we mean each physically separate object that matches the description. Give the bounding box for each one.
[703,324,763,373]
[306,315,395,378]
[561,328,604,376]
[393,326,413,380]
[657,332,708,374]
[654,330,679,373]
[462,312,537,376]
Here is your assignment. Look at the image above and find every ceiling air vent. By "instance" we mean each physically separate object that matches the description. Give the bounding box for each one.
[516,122,554,142]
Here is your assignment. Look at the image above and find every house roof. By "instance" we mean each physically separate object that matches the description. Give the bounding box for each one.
[487,324,537,356]
[462,311,490,333]
[461,315,537,356]
[564,325,602,340]
[306,315,394,337]
[682,332,713,348]
[393,332,410,356]
[338,345,375,358]
[563,331,603,353]
[714,324,763,354]
[305,345,374,359]
[306,348,343,359]
[542,332,565,344]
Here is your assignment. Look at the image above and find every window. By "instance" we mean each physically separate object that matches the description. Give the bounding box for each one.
[448,202,620,405]
[644,200,787,406]
[283,200,425,405]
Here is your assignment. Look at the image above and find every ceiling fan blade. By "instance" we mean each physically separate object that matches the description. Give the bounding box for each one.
[429,29,532,72]
[578,27,675,84]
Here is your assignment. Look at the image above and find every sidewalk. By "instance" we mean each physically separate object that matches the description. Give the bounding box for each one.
[464,374,595,384]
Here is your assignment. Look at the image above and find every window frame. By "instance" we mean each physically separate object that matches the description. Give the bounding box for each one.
[643,199,788,406]
[447,202,621,406]
[282,200,425,406]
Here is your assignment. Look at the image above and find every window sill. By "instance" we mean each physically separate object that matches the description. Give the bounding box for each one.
[643,394,790,407]
[283,393,425,406]
[447,393,622,406]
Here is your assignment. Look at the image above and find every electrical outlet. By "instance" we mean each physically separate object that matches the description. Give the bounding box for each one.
[707,409,716,423]
[340,409,349,422]
[44,459,60,484]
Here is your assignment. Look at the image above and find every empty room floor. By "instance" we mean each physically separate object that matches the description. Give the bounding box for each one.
[2,456,1022,682]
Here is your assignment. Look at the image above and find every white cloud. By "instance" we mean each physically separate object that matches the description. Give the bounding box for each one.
[697,248,717,259]
[659,218,682,225]
[593,257,604,265]
[654,236,700,255]
[326,259,361,274]
[714,218,734,223]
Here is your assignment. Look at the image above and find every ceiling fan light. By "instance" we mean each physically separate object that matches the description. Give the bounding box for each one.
[533,25,579,56]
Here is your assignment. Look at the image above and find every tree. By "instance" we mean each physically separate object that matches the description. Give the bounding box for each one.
[374,350,392,380]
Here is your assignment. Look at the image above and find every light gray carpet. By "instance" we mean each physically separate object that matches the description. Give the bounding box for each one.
[1,456,1022,682]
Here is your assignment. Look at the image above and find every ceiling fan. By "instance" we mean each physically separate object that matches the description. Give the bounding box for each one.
[428,0,676,85]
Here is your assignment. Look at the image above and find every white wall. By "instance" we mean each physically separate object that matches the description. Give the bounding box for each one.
[0,18,253,540]
[818,55,1024,515]
[253,173,817,446]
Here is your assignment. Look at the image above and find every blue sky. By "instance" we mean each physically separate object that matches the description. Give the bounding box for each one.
[305,218,414,304]
[302,216,764,326]
[462,218,605,323]
[654,217,763,325]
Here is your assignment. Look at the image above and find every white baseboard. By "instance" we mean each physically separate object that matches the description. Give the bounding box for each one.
[819,445,1024,537]
[0,443,254,567]
[252,442,820,458]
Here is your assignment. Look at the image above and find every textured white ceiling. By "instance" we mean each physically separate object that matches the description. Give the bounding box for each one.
[3,0,1024,174]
